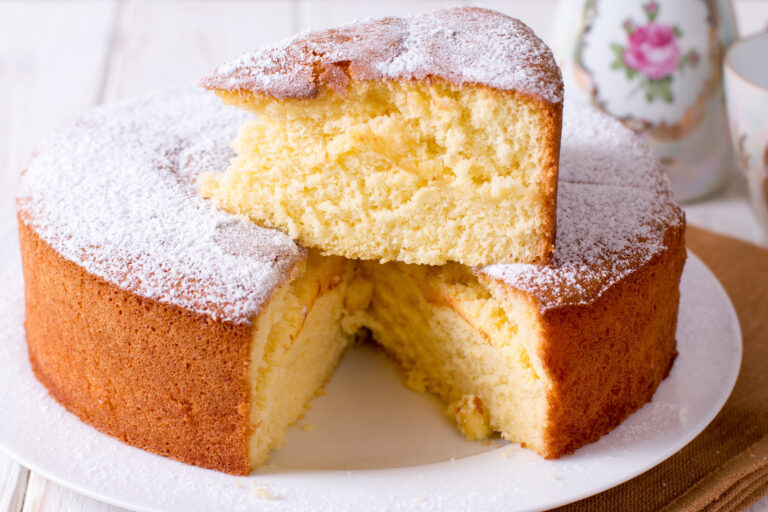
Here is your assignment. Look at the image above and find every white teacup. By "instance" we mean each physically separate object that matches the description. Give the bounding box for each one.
[724,31,768,235]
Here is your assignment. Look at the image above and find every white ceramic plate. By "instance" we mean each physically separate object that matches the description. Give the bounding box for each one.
[0,227,741,512]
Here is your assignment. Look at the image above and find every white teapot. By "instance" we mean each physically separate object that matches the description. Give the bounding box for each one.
[552,0,738,201]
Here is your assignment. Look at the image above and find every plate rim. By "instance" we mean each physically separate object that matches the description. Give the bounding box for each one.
[0,235,743,512]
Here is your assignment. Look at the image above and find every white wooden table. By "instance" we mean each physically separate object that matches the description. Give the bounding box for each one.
[1,1,767,510]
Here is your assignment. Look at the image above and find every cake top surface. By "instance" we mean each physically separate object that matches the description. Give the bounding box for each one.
[558,102,668,191]
[200,7,563,104]
[17,88,681,320]
[478,101,684,310]
[17,88,306,324]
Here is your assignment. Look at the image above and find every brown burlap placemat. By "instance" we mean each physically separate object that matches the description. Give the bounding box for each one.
[555,226,768,511]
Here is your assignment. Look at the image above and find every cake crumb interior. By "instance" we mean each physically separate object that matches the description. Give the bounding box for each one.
[199,79,556,266]
[344,261,549,451]
[247,252,353,466]
[247,255,551,469]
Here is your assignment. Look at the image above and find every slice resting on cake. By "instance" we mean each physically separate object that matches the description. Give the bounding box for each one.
[17,88,685,474]
[198,7,563,266]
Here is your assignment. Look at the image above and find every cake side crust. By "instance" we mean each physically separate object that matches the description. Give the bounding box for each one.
[538,222,686,457]
[19,217,253,475]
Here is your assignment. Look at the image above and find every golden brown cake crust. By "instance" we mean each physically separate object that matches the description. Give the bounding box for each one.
[19,218,252,475]
[539,223,685,458]
[200,7,563,105]
[12,88,313,476]
[476,213,685,458]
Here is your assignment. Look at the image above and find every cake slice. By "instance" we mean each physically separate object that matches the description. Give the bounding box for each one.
[199,7,563,266]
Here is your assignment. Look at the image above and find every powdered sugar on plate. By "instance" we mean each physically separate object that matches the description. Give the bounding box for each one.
[17,87,305,324]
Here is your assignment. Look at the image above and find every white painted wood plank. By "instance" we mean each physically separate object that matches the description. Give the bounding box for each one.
[21,472,127,512]
[297,0,467,32]
[0,0,118,229]
[102,0,297,102]
[0,454,28,512]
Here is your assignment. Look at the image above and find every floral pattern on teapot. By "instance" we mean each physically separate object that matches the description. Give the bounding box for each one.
[609,2,701,104]
[574,0,721,139]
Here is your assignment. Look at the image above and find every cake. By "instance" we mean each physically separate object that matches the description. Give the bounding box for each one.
[198,7,563,266]
[17,87,685,475]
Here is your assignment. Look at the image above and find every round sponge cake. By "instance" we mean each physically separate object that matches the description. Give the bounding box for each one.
[17,88,684,474]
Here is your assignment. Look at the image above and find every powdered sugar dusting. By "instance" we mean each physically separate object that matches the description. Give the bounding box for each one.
[480,184,682,308]
[17,87,305,324]
[16,88,680,320]
[479,102,684,309]
[201,7,563,104]
[559,102,669,193]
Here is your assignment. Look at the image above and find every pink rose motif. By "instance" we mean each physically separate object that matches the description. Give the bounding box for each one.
[623,22,681,80]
